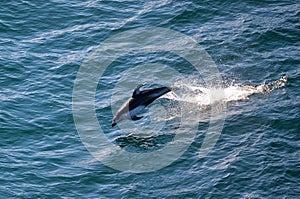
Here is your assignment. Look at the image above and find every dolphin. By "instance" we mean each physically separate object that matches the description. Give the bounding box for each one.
[112,85,171,127]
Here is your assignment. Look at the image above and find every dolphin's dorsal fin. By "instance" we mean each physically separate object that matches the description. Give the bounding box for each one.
[132,84,143,98]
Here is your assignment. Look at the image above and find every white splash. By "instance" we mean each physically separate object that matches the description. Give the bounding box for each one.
[164,76,287,105]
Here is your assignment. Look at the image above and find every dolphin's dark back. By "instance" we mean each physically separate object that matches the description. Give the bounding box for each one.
[129,86,171,110]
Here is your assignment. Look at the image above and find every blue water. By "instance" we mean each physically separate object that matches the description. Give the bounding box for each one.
[1,0,299,198]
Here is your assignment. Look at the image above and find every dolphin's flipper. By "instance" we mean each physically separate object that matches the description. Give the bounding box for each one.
[131,116,143,121]
[132,84,144,98]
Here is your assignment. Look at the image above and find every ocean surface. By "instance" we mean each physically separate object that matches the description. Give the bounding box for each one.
[1,0,299,198]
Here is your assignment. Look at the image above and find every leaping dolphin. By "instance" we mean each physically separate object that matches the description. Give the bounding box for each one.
[112,85,171,127]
